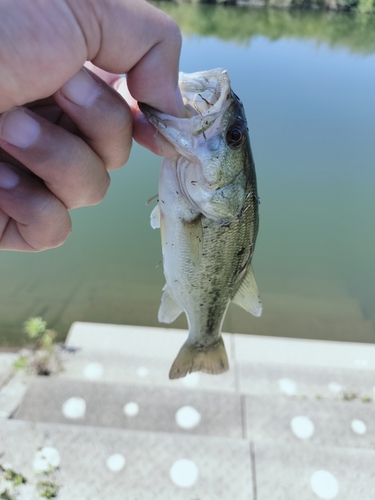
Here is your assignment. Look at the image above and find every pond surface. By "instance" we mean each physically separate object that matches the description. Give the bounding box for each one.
[1,5,374,346]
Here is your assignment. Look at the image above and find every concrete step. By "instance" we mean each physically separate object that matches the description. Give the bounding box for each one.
[255,442,375,500]
[4,323,375,499]
[238,361,375,401]
[59,348,237,394]
[62,323,375,403]
[244,394,375,450]
[59,345,375,403]
[0,352,17,388]
[15,377,243,439]
[0,419,254,500]
[66,321,375,371]
[2,419,375,500]
[0,372,29,419]
[15,375,375,451]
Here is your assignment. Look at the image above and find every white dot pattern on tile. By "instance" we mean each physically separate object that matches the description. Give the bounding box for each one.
[123,402,140,417]
[170,459,198,488]
[136,367,149,378]
[278,378,297,396]
[106,454,126,472]
[310,470,339,499]
[182,372,200,388]
[33,447,61,473]
[175,406,201,430]
[351,419,366,435]
[328,382,343,394]
[290,416,314,440]
[62,397,86,419]
[355,359,368,367]
[83,362,104,380]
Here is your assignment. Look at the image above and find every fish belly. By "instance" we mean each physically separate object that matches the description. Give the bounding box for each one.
[158,158,244,378]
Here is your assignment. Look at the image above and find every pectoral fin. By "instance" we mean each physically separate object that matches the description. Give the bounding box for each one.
[169,336,229,379]
[150,204,161,229]
[158,286,183,323]
[232,265,262,317]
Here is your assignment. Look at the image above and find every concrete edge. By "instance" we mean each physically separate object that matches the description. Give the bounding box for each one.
[66,322,375,372]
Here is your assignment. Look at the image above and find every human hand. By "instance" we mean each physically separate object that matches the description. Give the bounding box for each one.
[0,0,183,251]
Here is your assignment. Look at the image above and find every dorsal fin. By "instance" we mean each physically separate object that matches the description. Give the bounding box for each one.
[232,265,262,317]
[158,286,183,324]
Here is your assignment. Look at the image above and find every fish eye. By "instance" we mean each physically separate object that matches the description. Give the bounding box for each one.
[226,125,244,149]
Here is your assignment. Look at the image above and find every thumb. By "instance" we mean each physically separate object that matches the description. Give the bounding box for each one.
[73,0,185,116]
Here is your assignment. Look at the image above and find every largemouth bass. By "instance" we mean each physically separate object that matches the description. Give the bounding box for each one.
[140,68,261,379]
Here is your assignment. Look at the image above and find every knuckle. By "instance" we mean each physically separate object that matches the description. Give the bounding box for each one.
[106,145,131,171]
[71,171,110,208]
[31,215,72,252]
[95,83,132,134]
[91,172,111,204]
[45,231,71,251]
[95,95,132,169]
[164,16,182,48]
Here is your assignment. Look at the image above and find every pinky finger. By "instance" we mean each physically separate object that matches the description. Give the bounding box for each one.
[0,163,71,251]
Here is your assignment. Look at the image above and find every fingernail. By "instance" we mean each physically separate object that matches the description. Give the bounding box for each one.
[0,108,40,148]
[61,68,101,106]
[0,163,19,189]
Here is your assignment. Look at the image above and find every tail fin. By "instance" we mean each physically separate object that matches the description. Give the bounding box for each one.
[169,336,229,380]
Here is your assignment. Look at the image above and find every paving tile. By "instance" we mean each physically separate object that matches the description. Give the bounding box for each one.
[16,377,243,439]
[255,442,375,500]
[0,372,29,418]
[59,348,236,393]
[0,353,17,388]
[0,419,254,500]
[239,361,375,401]
[66,322,234,361]
[234,333,375,370]
[244,394,375,449]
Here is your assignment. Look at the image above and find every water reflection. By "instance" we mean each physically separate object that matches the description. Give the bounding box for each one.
[156,3,375,54]
[0,5,374,346]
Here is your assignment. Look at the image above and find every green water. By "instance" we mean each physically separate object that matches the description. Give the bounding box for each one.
[1,6,374,346]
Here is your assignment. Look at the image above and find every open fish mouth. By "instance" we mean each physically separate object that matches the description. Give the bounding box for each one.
[138,68,234,152]
[179,68,232,122]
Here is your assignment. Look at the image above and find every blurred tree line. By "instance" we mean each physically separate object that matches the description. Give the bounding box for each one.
[153,2,375,53]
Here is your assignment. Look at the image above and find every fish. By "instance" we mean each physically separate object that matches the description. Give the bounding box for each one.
[140,68,261,379]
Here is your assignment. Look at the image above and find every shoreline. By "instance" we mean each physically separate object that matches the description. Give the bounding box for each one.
[153,0,375,14]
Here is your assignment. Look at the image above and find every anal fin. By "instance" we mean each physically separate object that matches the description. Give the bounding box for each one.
[232,264,262,317]
[169,336,229,379]
[158,286,183,324]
